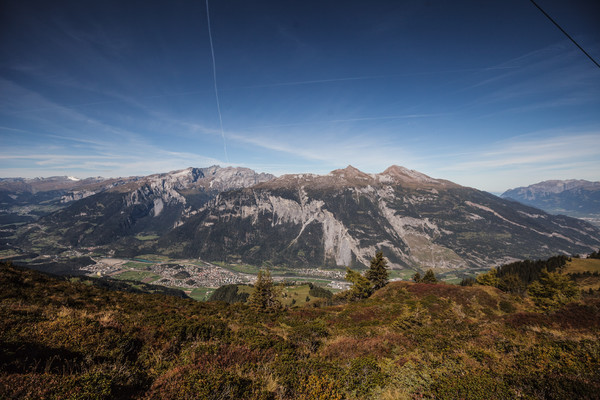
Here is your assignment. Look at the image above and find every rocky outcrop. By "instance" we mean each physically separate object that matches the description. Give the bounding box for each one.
[125,166,275,216]
[60,190,97,203]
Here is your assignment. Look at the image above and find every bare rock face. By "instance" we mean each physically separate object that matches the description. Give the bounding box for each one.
[123,166,275,217]
[200,166,275,192]
[60,190,97,203]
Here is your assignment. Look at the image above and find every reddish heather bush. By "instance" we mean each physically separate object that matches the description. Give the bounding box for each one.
[322,332,407,360]
[390,282,502,310]
[504,312,550,330]
[551,301,600,330]
[145,364,273,400]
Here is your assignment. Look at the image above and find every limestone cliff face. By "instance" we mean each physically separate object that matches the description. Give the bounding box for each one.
[125,166,275,218]
[60,190,97,203]
[162,166,600,270]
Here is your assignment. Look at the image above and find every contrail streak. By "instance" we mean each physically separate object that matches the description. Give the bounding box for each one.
[252,114,447,129]
[241,67,519,90]
[242,75,386,89]
[205,0,229,162]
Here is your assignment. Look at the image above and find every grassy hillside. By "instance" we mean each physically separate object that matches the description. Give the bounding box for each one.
[564,258,600,274]
[1,261,599,399]
[564,258,600,290]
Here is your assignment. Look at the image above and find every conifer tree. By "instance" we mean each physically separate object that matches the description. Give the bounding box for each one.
[365,251,389,290]
[476,268,500,287]
[248,270,281,311]
[422,269,438,283]
[589,249,600,259]
[413,272,422,283]
[527,268,579,311]
[345,268,373,300]
[498,273,525,294]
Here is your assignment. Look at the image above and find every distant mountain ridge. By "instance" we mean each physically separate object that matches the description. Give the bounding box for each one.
[7,166,600,273]
[501,179,600,227]
[156,166,599,271]
[12,166,274,255]
[0,166,274,224]
[0,175,107,193]
[0,175,138,231]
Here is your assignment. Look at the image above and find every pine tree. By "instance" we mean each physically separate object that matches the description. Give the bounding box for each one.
[422,269,438,283]
[345,268,373,300]
[248,270,281,312]
[412,272,422,283]
[527,269,579,311]
[476,268,500,287]
[498,273,525,294]
[365,251,389,290]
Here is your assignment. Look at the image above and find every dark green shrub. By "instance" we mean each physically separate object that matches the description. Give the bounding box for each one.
[288,319,329,353]
[344,356,386,396]
[209,284,250,304]
[309,285,333,299]
[431,370,511,399]
[149,366,273,400]
[499,300,516,313]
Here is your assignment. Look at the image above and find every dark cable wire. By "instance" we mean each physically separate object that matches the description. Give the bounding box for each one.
[529,0,600,69]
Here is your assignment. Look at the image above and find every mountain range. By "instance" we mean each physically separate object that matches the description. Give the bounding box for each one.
[4,165,599,274]
[501,180,600,227]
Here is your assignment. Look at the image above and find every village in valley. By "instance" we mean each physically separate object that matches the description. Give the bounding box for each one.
[81,256,351,299]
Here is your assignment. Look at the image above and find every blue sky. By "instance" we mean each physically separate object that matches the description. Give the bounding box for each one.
[1,0,599,192]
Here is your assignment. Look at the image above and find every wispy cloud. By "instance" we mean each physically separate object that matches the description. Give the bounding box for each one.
[456,41,600,117]
[238,67,520,90]
[0,147,226,179]
[449,133,599,169]
[250,113,446,129]
[228,130,418,174]
[436,132,600,191]
[0,80,229,178]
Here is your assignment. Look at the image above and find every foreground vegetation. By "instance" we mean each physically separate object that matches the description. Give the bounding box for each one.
[1,259,599,399]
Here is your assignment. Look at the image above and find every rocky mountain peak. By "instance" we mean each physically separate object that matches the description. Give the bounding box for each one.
[378,165,458,188]
[138,166,274,193]
[381,165,411,176]
[207,166,275,191]
[329,165,373,184]
[258,165,462,192]
[155,167,205,188]
[331,165,364,177]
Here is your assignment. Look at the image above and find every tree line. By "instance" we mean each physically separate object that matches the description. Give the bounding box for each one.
[210,249,598,313]
[467,253,587,311]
